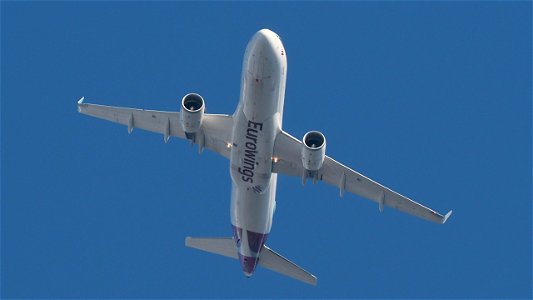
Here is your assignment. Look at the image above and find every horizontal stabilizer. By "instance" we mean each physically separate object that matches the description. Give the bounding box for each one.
[185,237,317,285]
[259,245,317,286]
[185,237,238,259]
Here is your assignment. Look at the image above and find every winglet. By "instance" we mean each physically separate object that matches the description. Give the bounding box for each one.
[442,210,453,224]
[77,96,85,105]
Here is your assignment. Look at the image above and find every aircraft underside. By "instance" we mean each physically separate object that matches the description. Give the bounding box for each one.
[77,28,452,286]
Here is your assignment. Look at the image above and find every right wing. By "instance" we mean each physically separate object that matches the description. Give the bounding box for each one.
[272,130,452,224]
[77,97,233,158]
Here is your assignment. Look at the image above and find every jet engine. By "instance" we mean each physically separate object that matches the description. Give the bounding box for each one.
[301,131,326,171]
[180,93,205,134]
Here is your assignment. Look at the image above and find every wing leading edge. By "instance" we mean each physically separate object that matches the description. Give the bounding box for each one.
[77,97,233,158]
[272,130,452,224]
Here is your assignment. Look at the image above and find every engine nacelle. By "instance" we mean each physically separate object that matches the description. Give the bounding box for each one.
[180,93,205,134]
[301,131,326,171]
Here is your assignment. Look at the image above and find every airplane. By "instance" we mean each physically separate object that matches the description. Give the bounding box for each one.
[77,28,452,286]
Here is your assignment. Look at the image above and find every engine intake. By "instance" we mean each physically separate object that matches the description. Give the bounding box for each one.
[301,131,326,171]
[180,93,205,134]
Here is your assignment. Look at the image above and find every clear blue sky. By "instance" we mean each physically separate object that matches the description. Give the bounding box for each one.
[2,2,531,298]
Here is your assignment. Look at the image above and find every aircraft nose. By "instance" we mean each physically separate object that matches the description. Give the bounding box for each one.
[246,29,281,79]
[256,28,274,38]
[253,29,278,46]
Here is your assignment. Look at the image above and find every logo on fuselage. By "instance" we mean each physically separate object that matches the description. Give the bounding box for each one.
[238,120,263,185]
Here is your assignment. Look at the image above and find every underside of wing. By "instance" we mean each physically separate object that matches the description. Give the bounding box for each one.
[320,157,452,224]
[272,130,452,224]
[77,97,233,158]
[77,98,185,137]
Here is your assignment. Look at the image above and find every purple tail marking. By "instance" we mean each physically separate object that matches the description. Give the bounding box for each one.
[232,225,269,276]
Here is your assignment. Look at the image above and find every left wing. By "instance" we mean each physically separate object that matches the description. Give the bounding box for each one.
[272,130,452,224]
[77,97,233,158]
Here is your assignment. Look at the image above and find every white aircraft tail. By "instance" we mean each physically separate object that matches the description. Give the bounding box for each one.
[185,237,238,259]
[185,237,317,285]
[259,245,317,285]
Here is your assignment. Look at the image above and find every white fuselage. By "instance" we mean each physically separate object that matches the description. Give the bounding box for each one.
[229,29,287,276]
